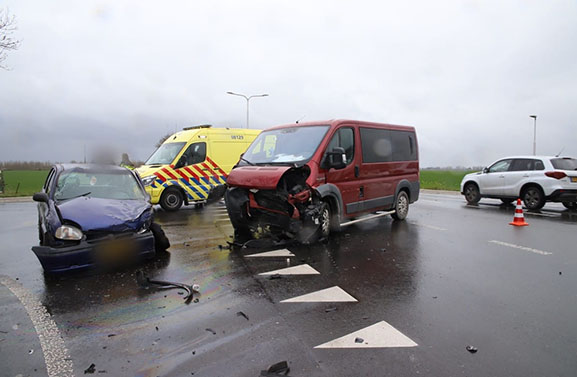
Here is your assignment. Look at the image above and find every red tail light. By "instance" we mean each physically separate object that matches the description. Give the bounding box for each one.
[545,171,567,179]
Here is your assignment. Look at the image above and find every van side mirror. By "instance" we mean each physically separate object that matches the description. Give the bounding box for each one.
[325,147,347,170]
[175,155,187,169]
[33,192,49,203]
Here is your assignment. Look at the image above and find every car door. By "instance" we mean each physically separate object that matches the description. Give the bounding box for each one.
[323,126,360,215]
[504,158,544,196]
[478,159,512,196]
[38,168,56,239]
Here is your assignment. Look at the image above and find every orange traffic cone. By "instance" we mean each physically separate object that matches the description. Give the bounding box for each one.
[509,198,529,226]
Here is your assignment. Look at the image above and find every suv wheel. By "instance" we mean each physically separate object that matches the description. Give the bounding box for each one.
[464,183,481,205]
[392,191,409,221]
[160,187,183,211]
[522,186,545,210]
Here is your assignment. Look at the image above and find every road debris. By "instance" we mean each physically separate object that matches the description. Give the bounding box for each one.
[269,274,282,280]
[144,277,200,304]
[466,345,478,353]
[260,360,290,376]
[84,363,96,374]
[355,337,364,343]
[236,311,250,321]
[324,307,337,313]
[205,328,217,335]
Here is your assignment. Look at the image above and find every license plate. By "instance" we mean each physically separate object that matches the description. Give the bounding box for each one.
[572,177,577,183]
[96,239,137,265]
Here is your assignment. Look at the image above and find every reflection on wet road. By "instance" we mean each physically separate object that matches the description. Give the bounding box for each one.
[1,193,577,376]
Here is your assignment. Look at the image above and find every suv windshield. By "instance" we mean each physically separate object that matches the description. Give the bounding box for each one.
[145,142,186,165]
[242,126,330,165]
[54,170,146,201]
[551,158,577,170]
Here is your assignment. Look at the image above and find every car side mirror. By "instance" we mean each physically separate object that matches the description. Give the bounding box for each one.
[33,192,49,203]
[174,155,187,169]
[482,167,489,173]
[326,147,347,170]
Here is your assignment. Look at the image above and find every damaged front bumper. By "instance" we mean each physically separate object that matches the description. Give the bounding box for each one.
[225,187,325,243]
[32,231,155,273]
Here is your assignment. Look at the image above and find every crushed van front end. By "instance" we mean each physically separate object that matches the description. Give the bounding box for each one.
[225,166,327,244]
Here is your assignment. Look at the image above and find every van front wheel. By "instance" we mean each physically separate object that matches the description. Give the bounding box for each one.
[160,187,183,211]
[391,191,409,221]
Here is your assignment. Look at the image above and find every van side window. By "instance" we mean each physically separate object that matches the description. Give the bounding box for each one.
[360,128,392,163]
[178,142,207,167]
[326,128,355,164]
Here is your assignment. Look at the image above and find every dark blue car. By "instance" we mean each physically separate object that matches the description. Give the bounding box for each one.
[32,164,170,273]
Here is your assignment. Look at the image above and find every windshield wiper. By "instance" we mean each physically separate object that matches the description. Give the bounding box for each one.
[240,157,255,166]
[58,192,91,201]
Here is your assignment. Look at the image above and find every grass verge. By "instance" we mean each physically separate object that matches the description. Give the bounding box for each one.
[0,170,49,197]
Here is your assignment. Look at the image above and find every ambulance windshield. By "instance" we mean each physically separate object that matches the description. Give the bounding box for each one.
[145,142,186,165]
[242,125,329,165]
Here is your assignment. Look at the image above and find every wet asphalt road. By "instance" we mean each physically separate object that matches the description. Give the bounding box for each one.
[1,192,576,377]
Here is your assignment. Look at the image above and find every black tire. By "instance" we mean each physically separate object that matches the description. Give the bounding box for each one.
[150,222,170,252]
[160,187,183,211]
[391,191,409,221]
[464,183,481,205]
[522,186,545,210]
[500,198,514,205]
[562,202,577,210]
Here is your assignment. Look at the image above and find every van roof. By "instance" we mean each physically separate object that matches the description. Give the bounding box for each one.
[263,119,415,132]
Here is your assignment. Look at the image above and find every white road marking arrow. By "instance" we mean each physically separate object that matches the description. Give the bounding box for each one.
[281,286,357,303]
[315,321,418,349]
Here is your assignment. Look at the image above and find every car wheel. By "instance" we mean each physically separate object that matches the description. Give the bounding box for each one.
[160,187,183,211]
[150,222,170,252]
[522,186,545,210]
[392,191,409,221]
[562,202,577,211]
[464,183,481,205]
[319,202,331,238]
[500,198,514,205]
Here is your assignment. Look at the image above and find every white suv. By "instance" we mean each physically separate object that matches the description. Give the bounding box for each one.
[460,156,577,210]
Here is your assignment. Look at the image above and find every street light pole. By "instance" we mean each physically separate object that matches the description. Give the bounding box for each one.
[530,115,537,155]
[226,91,269,128]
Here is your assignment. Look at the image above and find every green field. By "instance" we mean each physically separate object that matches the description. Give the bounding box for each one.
[0,170,49,197]
[420,170,473,191]
[0,169,471,197]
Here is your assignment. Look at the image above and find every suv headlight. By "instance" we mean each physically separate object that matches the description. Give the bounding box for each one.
[55,225,83,240]
[142,176,156,186]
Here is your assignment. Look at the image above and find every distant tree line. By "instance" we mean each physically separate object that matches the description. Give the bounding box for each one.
[0,161,54,170]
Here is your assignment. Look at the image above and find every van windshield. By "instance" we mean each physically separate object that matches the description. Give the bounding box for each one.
[242,126,330,165]
[145,142,186,165]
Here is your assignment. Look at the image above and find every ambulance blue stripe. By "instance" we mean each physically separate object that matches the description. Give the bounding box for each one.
[201,177,213,187]
[190,178,211,195]
[179,178,205,199]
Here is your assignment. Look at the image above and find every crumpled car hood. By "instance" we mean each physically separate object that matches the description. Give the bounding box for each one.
[227,166,294,189]
[57,197,152,232]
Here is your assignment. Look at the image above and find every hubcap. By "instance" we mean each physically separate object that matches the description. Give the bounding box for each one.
[321,208,330,235]
[397,195,408,216]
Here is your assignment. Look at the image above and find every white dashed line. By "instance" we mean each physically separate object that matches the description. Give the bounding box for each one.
[258,264,320,276]
[245,249,295,258]
[0,275,75,377]
[409,222,447,231]
[489,240,553,256]
[281,286,357,303]
[315,321,418,349]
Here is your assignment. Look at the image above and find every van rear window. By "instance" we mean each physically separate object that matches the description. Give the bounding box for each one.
[360,128,417,163]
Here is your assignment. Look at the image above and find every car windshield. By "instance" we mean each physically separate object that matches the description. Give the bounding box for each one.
[145,142,186,165]
[241,126,330,165]
[54,170,146,201]
[551,158,577,170]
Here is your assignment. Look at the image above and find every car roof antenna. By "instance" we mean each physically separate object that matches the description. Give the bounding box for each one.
[555,147,565,157]
[295,115,306,124]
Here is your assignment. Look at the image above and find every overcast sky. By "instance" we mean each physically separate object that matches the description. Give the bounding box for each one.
[1,0,576,167]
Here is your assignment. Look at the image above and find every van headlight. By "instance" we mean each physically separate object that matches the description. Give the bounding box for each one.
[55,225,83,240]
[142,176,156,186]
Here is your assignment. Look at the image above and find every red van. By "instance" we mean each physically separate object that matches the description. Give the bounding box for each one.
[224,119,419,243]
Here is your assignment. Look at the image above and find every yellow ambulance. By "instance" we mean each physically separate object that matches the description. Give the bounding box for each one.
[137,125,260,211]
